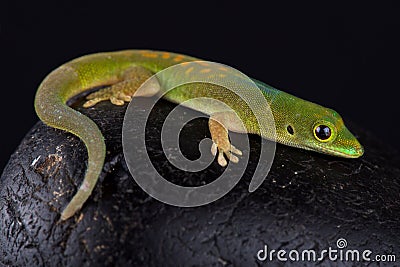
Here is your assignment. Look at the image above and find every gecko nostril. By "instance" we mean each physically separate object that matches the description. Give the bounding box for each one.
[356,145,364,156]
[287,125,294,135]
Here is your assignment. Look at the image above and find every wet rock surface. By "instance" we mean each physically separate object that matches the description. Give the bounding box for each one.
[1,98,399,266]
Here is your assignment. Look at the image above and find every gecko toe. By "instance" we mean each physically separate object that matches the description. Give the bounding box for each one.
[110,96,125,106]
[211,142,242,166]
[83,99,102,108]
[217,151,227,167]
[118,93,132,102]
[211,143,218,156]
[227,152,239,163]
[230,145,242,156]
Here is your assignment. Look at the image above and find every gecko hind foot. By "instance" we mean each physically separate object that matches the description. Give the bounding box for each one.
[83,66,157,108]
[83,86,133,107]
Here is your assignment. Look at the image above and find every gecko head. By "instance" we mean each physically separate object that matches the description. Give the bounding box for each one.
[278,101,364,158]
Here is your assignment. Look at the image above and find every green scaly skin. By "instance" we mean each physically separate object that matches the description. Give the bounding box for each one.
[34,50,363,220]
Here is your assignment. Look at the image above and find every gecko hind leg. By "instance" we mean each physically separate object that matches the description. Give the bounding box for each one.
[83,66,160,108]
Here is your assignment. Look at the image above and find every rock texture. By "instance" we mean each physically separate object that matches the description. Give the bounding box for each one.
[1,98,399,266]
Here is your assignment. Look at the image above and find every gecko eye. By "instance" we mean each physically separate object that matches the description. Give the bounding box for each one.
[313,124,332,142]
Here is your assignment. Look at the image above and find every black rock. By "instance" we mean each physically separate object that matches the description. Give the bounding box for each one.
[1,97,399,267]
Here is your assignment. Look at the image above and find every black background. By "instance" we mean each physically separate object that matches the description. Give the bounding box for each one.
[1,1,399,172]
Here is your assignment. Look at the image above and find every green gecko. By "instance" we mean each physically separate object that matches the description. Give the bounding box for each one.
[34,50,364,221]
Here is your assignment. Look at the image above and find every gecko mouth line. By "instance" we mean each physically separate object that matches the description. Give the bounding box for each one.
[310,144,364,158]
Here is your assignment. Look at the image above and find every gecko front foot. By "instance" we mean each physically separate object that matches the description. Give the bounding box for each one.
[209,117,242,167]
[211,141,242,167]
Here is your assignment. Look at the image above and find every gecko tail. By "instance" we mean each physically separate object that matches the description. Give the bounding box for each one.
[57,109,106,221]
[35,65,106,221]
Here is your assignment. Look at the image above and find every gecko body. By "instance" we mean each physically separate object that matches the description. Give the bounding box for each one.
[34,50,363,220]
